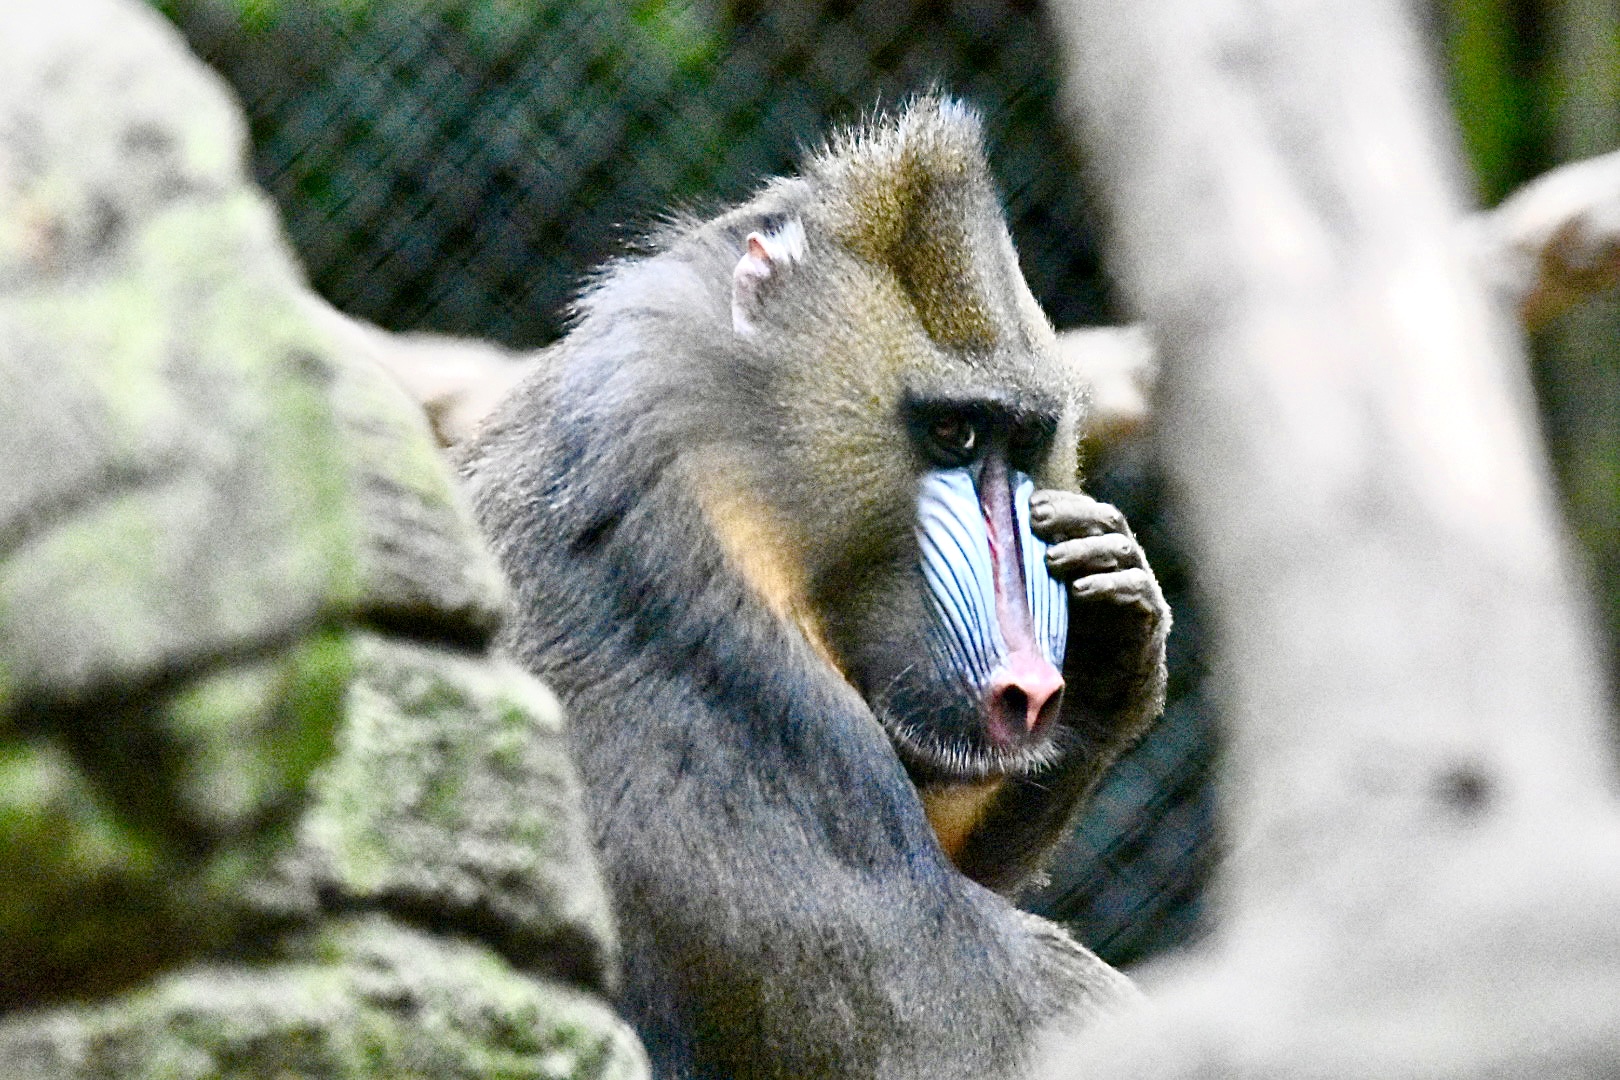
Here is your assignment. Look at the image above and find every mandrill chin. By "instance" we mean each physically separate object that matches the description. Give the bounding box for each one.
[462,95,1170,1080]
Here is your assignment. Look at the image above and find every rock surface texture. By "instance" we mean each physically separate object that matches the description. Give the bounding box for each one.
[0,1,647,1076]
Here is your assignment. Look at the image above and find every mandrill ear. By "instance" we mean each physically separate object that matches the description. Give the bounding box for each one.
[732,218,806,336]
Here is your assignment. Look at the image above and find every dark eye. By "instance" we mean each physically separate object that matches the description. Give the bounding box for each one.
[927,417,979,465]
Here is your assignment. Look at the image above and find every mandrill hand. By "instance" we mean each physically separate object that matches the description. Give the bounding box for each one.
[1029,490,1170,726]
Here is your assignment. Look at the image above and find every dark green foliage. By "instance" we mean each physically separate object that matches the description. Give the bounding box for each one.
[1441,0,1550,204]
[150,0,1107,348]
[1439,0,1620,693]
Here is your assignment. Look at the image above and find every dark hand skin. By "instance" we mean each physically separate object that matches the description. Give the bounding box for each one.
[1031,489,1169,721]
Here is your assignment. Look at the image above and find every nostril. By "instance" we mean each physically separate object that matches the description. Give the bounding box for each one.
[986,652,1065,736]
[999,685,1029,725]
[1032,684,1063,731]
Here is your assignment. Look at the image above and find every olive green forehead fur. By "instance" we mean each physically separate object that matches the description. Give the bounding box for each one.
[803,98,1061,372]
[572,97,1082,550]
[628,98,1067,401]
[808,100,1007,354]
[803,100,1073,464]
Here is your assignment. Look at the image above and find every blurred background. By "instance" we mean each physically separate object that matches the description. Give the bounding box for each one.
[149,0,1620,970]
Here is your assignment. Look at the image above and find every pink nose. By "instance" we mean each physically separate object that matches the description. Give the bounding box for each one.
[986,650,1065,737]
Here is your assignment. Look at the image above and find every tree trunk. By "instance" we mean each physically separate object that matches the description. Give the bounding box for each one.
[1042,0,1620,1074]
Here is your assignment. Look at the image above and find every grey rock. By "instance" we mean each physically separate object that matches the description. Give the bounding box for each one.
[0,0,504,718]
[274,633,619,994]
[0,4,645,1076]
[0,915,648,1080]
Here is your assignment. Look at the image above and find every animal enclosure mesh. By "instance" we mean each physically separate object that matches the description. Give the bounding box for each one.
[154,0,1215,970]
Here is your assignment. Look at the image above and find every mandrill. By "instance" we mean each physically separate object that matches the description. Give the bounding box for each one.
[462,96,1170,1080]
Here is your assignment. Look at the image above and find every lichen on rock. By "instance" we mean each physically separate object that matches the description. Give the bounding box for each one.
[1,916,646,1080]
[0,0,645,1075]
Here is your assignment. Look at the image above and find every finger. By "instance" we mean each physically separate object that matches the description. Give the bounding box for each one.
[1029,490,1128,541]
[1045,533,1143,578]
[1067,567,1160,607]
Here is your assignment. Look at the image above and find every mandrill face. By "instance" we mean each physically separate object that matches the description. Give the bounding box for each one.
[862,395,1074,785]
[700,151,1086,794]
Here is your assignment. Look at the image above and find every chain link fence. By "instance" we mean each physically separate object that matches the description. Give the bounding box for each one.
[154,0,1214,969]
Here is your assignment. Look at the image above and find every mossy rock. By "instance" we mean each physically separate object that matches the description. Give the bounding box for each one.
[0,916,649,1080]
[266,633,619,994]
[0,632,350,1008]
[0,0,583,1016]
